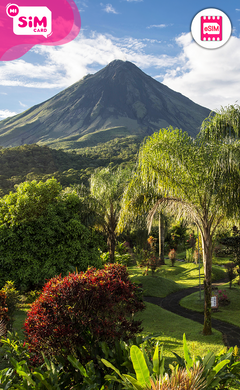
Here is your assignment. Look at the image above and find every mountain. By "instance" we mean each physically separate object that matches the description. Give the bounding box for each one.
[0,60,211,149]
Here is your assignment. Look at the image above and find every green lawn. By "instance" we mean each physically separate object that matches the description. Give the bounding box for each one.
[180,283,240,328]
[135,302,225,359]
[128,260,227,297]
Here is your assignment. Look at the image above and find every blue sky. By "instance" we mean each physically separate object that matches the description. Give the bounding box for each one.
[1,0,240,120]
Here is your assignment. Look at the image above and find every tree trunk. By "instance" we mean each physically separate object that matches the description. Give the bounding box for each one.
[201,226,213,335]
[108,203,117,263]
[159,212,165,265]
[108,235,115,263]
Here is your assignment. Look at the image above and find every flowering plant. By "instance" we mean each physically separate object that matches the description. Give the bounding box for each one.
[217,289,230,306]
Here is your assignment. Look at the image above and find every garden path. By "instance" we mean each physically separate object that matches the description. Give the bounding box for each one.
[144,282,240,348]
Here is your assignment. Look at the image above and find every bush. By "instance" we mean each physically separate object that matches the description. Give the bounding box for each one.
[1,281,19,330]
[0,180,102,290]
[168,249,177,266]
[0,291,9,337]
[24,264,145,365]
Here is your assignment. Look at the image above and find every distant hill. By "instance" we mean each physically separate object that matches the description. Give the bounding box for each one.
[0,60,211,150]
[0,137,141,196]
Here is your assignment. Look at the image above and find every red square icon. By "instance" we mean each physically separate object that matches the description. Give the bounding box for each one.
[201,16,222,41]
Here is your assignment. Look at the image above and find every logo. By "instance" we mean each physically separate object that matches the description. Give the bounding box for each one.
[6,4,52,38]
[201,16,222,41]
[191,8,231,49]
[0,0,81,61]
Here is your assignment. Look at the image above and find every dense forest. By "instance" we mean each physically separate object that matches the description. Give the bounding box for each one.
[0,135,141,196]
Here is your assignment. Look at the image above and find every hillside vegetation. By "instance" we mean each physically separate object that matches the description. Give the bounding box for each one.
[0,136,141,196]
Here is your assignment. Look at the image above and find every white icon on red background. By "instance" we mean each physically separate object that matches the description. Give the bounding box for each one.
[191,8,231,49]
[201,16,222,41]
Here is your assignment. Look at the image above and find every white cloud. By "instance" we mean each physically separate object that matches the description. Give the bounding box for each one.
[125,0,143,2]
[147,24,169,29]
[0,32,177,89]
[0,31,239,111]
[162,33,240,110]
[101,3,118,14]
[19,101,27,107]
[0,109,17,119]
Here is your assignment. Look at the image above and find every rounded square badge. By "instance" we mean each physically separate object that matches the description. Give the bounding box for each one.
[201,16,222,41]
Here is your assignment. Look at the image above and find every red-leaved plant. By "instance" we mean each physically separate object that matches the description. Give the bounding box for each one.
[24,264,145,364]
[0,291,9,337]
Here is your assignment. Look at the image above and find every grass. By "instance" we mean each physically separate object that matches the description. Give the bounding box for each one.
[128,260,227,297]
[180,282,240,328]
[135,302,225,358]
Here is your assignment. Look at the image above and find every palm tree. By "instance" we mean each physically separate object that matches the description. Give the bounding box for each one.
[90,167,130,262]
[119,106,240,335]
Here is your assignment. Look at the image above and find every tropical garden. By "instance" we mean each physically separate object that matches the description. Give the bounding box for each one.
[0,105,240,389]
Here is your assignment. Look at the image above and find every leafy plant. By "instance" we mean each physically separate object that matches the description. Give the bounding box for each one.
[102,342,165,390]
[224,262,237,289]
[172,334,240,390]
[0,290,9,335]
[0,179,102,290]
[1,280,19,330]
[24,290,42,304]
[168,249,177,267]
[217,289,230,306]
[186,248,194,263]
[24,264,145,365]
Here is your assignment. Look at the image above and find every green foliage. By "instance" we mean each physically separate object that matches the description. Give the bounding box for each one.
[0,179,102,290]
[120,111,240,335]
[186,248,194,263]
[0,331,30,369]
[220,226,240,265]
[90,167,131,262]
[0,178,61,227]
[0,137,140,197]
[101,242,132,266]
[173,334,240,390]
[102,341,165,390]
[24,290,42,304]
[200,104,240,141]
[1,281,19,330]
[103,334,240,390]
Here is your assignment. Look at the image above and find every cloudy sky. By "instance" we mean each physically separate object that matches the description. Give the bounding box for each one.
[0,0,240,120]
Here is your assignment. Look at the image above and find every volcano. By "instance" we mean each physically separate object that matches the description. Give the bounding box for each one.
[0,60,211,149]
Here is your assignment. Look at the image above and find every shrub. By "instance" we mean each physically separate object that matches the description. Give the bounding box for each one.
[0,291,9,337]
[168,249,177,266]
[0,181,102,290]
[224,262,237,288]
[217,289,230,306]
[24,264,145,365]
[1,281,19,330]
[24,290,42,304]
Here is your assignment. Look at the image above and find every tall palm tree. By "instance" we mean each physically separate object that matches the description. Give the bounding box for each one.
[90,167,130,262]
[119,106,240,335]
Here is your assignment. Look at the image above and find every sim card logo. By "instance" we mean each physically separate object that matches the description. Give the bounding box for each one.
[201,16,222,41]
[6,4,52,38]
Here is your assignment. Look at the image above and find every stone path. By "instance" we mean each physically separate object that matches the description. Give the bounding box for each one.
[144,284,240,348]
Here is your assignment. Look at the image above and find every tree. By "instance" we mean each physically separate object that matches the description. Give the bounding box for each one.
[119,106,240,335]
[0,179,102,290]
[90,167,130,262]
[118,173,166,263]
[220,226,240,265]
